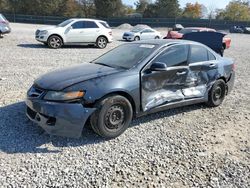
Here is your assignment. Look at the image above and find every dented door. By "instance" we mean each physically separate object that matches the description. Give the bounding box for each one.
[141,44,190,111]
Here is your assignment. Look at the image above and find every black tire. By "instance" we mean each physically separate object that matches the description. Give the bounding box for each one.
[206,79,226,107]
[90,95,133,138]
[48,35,63,49]
[0,31,3,38]
[155,36,160,39]
[96,36,108,49]
[134,36,140,41]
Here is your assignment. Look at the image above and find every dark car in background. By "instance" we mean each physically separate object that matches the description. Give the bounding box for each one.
[0,13,11,38]
[230,26,250,34]
[164,27,232,54]
[26,40,235,139]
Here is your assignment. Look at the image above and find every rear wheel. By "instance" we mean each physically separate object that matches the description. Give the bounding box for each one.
[90,95,133,138]
[206,79,226,107]
[0,31,3,38]
[48,35,63,49]
[155,36,160,39]
[96,36,108,49]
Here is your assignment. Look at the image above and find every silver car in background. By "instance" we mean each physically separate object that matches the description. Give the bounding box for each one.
[123,27,161,41]
[0,14,11,38]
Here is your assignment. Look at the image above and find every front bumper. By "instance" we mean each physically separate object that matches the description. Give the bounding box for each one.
[26,98,96,138]
[1,26,11,34]
[123,35,134,41]
[35,35,49,42]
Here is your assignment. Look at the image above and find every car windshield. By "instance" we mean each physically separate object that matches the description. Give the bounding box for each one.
[57,19,73,27]
[0,14,7,21]
[92,43,158,69]
[131,28,144,33]
[179,28,199,34]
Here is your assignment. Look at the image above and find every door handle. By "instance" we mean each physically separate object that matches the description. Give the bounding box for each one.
[209,63,216,68]
[176,71,186,76]
[80,31,84,33]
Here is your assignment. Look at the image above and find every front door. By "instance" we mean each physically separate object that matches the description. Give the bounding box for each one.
[66,21,99,43]
[141,44,190,111]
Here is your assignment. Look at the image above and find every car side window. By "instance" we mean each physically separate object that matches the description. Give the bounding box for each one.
[71,21,85,29]
[208,50,216,60]
[189,45,208,63]
[142,29,153,33]
[152,45,189,67]
[85,21,99,28]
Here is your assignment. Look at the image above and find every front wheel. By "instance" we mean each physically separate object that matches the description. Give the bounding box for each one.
[48,35,63,49]
[90,95,133,138]
[206,79,226,107]
[96,36,108,49]
[134,36,140,41]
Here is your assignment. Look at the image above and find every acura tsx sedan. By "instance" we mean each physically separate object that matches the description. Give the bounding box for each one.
[26,40,235,138]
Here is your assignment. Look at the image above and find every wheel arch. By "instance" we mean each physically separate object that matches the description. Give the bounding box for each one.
[95,91,137,118]
[47,34,64,44]
[96,35,108,42]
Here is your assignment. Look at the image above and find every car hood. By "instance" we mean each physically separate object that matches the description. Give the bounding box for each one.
[34,63,122,91]
[38,26,58,31]
[124,31,136,35]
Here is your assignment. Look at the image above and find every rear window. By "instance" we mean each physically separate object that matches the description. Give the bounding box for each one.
[85,21,99,28]
[100,21,110,28]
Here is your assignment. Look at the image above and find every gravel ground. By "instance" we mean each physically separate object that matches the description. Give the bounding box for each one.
[0,23,249,187]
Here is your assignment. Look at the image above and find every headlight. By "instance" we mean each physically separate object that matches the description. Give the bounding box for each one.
[40,30,48,35]
[44,91,85,101]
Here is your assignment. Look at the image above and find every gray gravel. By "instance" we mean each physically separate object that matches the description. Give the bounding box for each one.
[0,23,249,187]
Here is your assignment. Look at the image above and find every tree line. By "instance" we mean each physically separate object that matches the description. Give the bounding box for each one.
[0,0,249,21]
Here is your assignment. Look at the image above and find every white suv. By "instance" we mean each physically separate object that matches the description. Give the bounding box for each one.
[35,18,113,49]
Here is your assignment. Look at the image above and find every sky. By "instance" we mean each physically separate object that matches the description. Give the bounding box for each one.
[122,0,231,9]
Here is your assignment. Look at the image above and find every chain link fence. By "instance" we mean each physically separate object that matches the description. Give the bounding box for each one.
[3,13,250,30]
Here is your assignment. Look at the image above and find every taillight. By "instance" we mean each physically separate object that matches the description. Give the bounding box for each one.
[109,31,112,36]
[232,63,236,71]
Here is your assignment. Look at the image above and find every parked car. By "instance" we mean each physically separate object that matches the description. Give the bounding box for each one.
[164,27,231,53]
[26,40,235,139]
[172,24,184,31]
[0,13,11,38]
[229,26,245,33]
[123,27,161,41]
[35,18,113,49]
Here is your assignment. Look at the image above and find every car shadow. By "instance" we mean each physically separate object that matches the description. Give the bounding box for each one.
[17,44,98,49]
[0,101,206,154]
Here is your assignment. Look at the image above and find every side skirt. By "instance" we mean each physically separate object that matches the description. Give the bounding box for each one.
[136,97,207,118]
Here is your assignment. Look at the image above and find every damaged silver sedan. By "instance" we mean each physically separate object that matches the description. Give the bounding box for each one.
[26,40,235,138]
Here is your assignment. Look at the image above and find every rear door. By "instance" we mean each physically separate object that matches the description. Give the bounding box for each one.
[184,44,218,99]
[140,29,155,40]
[141,44,190,111]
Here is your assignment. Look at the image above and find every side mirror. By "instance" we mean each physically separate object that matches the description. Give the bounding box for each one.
[150,62,168,71]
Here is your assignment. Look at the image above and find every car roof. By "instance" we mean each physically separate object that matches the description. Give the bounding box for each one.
[184,27,215,31]
[132,39,203,47]
[70,18,106,22]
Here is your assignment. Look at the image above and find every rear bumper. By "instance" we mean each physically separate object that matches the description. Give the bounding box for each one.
[226,71,235,94]
[26,98,96,138]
